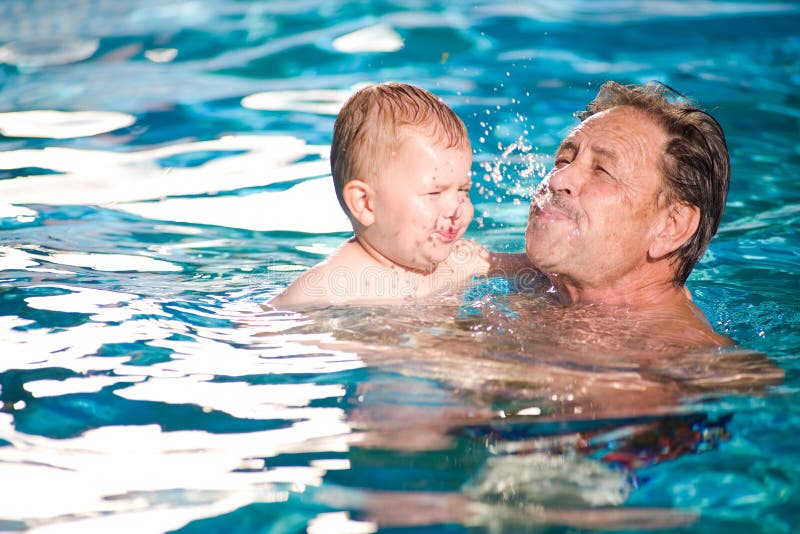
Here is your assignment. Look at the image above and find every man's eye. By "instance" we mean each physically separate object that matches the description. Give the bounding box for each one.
[554,158,571,167]
[596,165,613,177]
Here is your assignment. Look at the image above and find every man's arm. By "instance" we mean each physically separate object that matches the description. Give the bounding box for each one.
[486,251,536,278]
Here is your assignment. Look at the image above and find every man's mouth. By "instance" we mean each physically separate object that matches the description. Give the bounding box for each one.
[534,204,572,221]
[531,194,577,223]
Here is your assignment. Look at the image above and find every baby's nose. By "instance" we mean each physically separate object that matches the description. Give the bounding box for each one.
[446,196,463,220]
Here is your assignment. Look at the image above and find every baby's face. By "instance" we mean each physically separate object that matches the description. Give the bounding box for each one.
[368,131,474,272]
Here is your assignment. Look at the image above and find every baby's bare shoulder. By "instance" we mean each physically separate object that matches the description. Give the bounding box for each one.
[266,262,330,308]
[266,241,378,308]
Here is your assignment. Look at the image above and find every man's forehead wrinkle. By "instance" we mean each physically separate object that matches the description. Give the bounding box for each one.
[558,133,619,162]
[562,108,664,167]
[591,145,619,162]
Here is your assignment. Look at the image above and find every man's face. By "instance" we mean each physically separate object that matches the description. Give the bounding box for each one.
[525,106,669,288]
[369,131,474,272]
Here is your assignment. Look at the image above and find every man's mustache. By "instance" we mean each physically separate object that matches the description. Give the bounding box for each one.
[531,183,579,223]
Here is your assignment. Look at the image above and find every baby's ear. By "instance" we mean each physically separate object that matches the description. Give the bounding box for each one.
[649,201,700,260]
[342,180,375,227]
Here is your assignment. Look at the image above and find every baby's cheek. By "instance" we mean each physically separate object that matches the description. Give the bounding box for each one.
[461,198,475,224]
[413,198,437,219]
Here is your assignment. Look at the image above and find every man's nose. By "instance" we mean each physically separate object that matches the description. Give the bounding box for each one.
[547,163,584,197]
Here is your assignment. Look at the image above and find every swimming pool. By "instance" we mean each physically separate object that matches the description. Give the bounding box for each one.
[1,0,798,531]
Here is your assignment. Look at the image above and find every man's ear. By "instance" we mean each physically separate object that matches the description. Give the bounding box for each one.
[649,202,700,260]
[342,180,375,227]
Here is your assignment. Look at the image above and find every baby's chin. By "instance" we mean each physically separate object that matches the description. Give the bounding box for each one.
[403,259,441,274]
[398,253,447,273]
[425,246,457,271]
[390,239,459,273]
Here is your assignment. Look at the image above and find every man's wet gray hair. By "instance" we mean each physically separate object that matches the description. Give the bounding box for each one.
[577,81,730,285]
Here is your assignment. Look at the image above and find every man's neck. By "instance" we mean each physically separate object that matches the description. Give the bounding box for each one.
[549,269,688,309]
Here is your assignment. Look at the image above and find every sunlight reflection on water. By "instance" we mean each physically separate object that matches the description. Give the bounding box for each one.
[0,110,135,139]
[0,130,350,233]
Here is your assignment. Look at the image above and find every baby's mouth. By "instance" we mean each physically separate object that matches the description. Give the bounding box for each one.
[435,226,460,241]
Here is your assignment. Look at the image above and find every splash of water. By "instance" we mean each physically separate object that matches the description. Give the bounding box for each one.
[532,175,553,210]
[477,135,548,206]
[473,133,549,230]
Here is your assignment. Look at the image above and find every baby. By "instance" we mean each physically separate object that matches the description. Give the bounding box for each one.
[269,82,524,308]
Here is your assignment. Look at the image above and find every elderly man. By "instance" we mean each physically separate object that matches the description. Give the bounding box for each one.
[521,81,732,348]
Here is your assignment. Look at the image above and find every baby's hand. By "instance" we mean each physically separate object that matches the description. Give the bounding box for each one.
[447,239,491,279]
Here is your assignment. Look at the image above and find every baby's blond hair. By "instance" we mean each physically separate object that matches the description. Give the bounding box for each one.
[330,82,470,218]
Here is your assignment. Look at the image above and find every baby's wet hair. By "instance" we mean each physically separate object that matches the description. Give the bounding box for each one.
[331,82,469,218]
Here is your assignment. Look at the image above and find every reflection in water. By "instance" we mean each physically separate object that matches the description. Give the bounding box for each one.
[280,295,783,417]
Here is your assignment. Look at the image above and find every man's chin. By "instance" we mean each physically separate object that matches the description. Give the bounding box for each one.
[525,239,565,273]
[525,227,555,254]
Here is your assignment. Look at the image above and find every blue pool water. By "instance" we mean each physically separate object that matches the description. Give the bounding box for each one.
[1,1,799,532]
